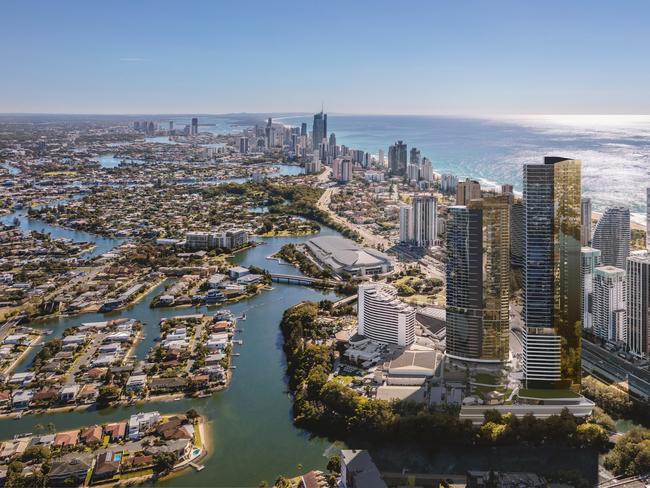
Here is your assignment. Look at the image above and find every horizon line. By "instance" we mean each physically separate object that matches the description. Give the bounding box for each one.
[1,111,650,118]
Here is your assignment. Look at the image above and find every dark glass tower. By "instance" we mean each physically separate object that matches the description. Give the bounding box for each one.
[523,157,582,391]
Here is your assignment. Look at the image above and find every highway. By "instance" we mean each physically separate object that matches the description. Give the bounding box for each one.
[582,340,650,400]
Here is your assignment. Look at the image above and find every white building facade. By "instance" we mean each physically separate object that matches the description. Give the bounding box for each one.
[357,284,415,346]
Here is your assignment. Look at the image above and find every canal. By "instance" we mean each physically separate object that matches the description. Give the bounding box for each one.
[0,208,343,486]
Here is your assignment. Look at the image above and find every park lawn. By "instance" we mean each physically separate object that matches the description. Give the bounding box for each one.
[473,373,502,385]
[518,388,581,399]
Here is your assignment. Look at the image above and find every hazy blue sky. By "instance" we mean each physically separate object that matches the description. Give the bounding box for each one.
[2,0,649,115]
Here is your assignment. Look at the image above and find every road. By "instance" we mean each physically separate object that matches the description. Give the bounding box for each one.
[582,340,650,399]
[316,186,393,250]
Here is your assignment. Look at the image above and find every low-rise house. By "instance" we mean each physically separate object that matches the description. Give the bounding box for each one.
[148,438,192,461]
[29,434,55,447]
[150,377,188,394]
[32,387,59,406]
[205,353,225,366]
[53,430,79,448]
[104,422,127,442]
[237,273,263,286]
[11,389,34,410]
[156,416,193,440]
[78,383,100,403]
[0,390,10,408]
[48,452,94,487]
[104,332,132,343]
[98,343,121,354]
[229,266,249,280]
[84,367,107,381]
[120,454,154,473]
[0,438,29,461]
[126,374,148,392]
[59,384,80,403]
[9,372,34,387]
[80,425,103,445]
[3,334,29,345]
[93,451,120,481]
[62,334,86,346]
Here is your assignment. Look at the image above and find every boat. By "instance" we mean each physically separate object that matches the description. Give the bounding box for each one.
[237,313,246,320]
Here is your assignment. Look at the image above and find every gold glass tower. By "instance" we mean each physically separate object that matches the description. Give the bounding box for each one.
[446,195,510,362]
[523,157,582,391]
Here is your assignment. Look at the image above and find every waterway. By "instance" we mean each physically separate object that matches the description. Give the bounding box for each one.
[0,207,342,486]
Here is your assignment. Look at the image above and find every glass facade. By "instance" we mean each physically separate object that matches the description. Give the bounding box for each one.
[446,196,510,362]
[523,157,582,391]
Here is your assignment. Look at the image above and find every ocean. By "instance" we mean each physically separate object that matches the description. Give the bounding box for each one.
[273,114,650,225]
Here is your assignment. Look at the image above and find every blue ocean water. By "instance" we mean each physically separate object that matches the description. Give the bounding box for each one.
[271,114,650,223]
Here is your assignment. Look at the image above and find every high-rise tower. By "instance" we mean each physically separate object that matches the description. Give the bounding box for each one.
[592,206,630,269]
[523,157,582,391]
[446,195,511,362]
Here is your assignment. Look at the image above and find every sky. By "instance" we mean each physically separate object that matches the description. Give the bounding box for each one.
[2,0,650,115]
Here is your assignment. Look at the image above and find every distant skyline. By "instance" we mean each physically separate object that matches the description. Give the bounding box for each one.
[3,0,650,115]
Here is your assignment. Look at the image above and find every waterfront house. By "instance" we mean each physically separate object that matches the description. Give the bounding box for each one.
[80,425,102,445]
[156,416,193,440]
[205,353,225,366]
[0,438,29,461]
[237,273,263,286]
[150,377,188,394]
[78,383,100,403]
[126,374,148,392]
[59,384,80,403]
[104,422,127,442]
[0,390,10,408]
[62,334,86,346]
[53,430,79,447]
[147,438,192,461]
[128,411,161,440]
[229,266,249,280]
[32,387,59,406]
[48,452,94,487]
[120,454,154,473]
[11,389,34,410]
[3,334,29,345]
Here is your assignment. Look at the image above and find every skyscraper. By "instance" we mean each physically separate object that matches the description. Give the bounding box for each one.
[420,158,433,182]
[522,157,582,391]
[592,266,626,343]
[510,201,524,267]
[378,149,385,167]
[446,196,510,362]
[627,252,650,357]
[388,141,407,176]
[412,193,437,247]
[410,147,421,165]
[456,178,481,205]
[399,204,413,243]
[581,247,602,332]
[239,137,249,154]
[581,197,592,246]
[647,188,650,250]
[301,123,307,137]
[328,133,337,159]
[191,117,198,136]
[312,110,327,151]
[592,206,630,269]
